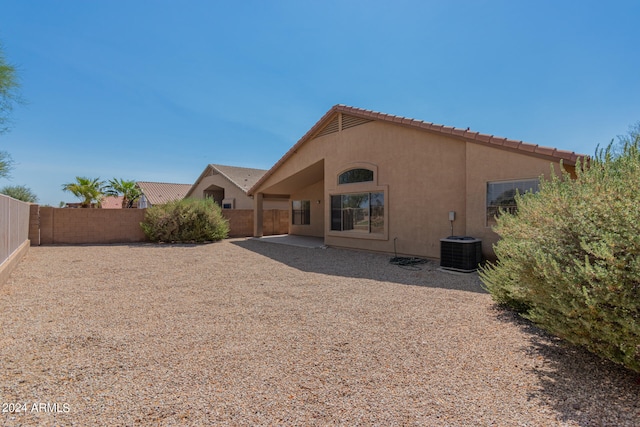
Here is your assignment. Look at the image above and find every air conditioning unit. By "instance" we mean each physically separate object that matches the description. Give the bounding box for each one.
[440,236,482,272]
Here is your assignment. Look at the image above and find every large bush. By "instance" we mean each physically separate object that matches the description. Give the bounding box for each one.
[480,133,640,373]
[141,198,229,243]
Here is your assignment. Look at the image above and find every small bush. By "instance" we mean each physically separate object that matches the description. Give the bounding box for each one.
[480,132,640,373]
[140,198,229,243]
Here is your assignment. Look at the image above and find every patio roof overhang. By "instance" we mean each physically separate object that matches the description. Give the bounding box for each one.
[253,159,324,197]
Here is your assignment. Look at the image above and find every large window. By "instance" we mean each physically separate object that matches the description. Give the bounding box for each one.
[292,200,311,225]
[338,168,374,185]
[487,179,539,226]
[331,192,384,233]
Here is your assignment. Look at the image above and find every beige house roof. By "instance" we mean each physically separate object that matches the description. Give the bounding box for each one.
[249,104,586,196]
[185,164,268,198]
[136,182,193,206]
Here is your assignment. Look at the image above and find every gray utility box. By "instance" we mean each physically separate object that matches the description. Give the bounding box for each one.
[440,236,482,273]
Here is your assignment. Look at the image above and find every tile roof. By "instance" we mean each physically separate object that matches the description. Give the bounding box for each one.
[249,104,587,195]
[136,182,193,205]
[185,164,268,198]
[100,195,124,209]
[210,164,267,192]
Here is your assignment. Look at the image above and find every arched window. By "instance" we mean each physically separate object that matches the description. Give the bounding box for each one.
[338,168,374,185]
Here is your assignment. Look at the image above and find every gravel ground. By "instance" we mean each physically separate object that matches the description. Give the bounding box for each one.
[0,239,638,426]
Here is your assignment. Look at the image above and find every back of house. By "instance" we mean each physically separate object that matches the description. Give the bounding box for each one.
[249,104,583,260]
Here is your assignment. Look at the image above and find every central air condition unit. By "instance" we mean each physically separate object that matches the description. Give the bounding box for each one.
[440,236,482,272]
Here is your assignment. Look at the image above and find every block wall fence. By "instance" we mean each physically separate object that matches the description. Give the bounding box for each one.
[28,206,289,245]
[0,195,31,285]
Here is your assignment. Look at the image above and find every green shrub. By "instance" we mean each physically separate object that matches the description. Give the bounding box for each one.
[140,198,229,243]
[480,133,640,373]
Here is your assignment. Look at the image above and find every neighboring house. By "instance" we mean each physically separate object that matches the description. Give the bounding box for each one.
[100,195,125,209]
[66,196,137,209]
[136,182,193,208]
[64,202,99,208]
[248,104,585,259]
[185,164,287,209]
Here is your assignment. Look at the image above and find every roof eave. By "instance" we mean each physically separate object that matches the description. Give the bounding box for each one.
[248,104,586,195]
[211,165,252,194]
[248,105,345,195]
[184,164,215,198]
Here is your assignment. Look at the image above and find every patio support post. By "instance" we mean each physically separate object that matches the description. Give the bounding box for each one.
[253,192,264,237]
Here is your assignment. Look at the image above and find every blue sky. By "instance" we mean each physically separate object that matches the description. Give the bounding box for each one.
[1,0,639,206]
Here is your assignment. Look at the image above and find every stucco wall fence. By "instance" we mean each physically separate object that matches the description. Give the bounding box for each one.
[0,195,31,285]
[28,207,289,245]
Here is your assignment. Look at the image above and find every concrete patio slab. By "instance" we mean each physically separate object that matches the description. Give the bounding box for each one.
[250,234,326,248]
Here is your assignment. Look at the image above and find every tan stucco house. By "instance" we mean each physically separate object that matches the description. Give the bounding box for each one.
[248,104,584,259]
[186,164,287,210]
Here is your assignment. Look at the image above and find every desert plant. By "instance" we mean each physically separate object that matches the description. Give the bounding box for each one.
[0,42,22,134]
[0,184,37,202]
[0,150,14,179]
[480,128,640,373]
[103,178,141,208]
[140,198,229,243]
[62,176,104,208]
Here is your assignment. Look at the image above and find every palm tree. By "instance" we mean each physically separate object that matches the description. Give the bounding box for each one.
[103,178,142,208]
[61,176,104,208]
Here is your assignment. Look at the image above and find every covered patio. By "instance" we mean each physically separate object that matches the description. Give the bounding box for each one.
[251,159,324,239]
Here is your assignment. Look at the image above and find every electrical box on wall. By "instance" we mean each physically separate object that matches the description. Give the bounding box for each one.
[221,198,235,209]
[448,211,456,221]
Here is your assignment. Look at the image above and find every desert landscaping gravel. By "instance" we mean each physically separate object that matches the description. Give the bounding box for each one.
[0,239,638,426]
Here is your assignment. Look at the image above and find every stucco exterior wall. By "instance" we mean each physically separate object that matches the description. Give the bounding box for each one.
[465,142,572,257]
[189,174,286,210]
[262,199,288,210]
[322,122,468,258]
[253,115,574,259]
[255,121,469,258]
[189,174,255,209]
[290,180,324,237]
